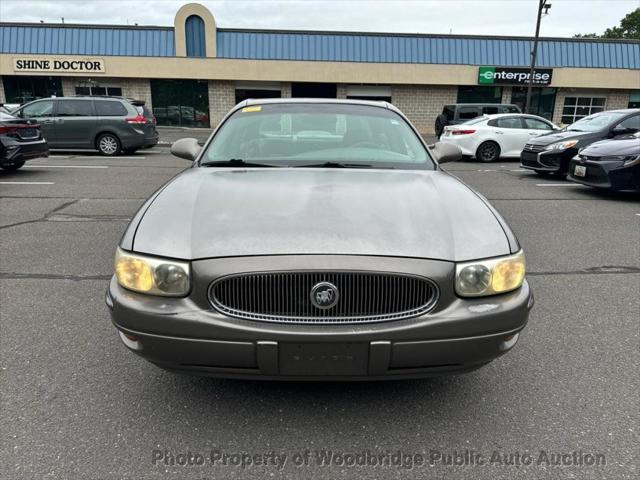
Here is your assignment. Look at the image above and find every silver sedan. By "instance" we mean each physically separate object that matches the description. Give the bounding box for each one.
[106,99,533,380]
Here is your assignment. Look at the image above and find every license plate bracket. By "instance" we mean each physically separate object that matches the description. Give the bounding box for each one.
[279,342,368,376]
[574,165,587,177]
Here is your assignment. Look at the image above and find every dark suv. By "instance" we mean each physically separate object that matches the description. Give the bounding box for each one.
[435,103,521,137]
[13,97,158,155]
[520,109,640,176]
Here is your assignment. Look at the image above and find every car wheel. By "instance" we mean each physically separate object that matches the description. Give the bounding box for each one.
[97,134,121,156]
[476,142,500,163]
[1,161,25,171]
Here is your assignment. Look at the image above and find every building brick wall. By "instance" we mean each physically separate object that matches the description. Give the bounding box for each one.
[336,84,348,99]
[552,88,631,126]
[208,80,235,128]
[0,78,6,104]
[391,85,457,134]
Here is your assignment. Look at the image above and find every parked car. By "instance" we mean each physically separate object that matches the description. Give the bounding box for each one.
[520,109,640,176]
[13,96,159,155]
[435,103,521,138]
[0,111,49,171]
[1,103,21,114]
[567,132,640,192]
[107,99,533,380]
[438,113,558,162]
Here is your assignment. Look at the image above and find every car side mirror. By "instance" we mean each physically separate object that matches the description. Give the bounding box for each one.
[432,142,463,164]
[170,138,201,162]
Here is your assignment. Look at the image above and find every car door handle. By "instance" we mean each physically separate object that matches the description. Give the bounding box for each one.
[494,130,504,135]
[54,118,64,124]
[41,119,53,124]
[528,132,538,135]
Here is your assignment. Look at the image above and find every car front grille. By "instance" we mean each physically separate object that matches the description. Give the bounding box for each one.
[208,271,439,324]
[524,143,545,153]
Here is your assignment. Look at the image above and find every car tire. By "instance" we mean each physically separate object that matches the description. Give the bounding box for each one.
[476,142,501,163]
[97,133,121,156]
[1,161,25,171]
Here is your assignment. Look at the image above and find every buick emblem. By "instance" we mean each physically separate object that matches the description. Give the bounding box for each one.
[310,282,339,309]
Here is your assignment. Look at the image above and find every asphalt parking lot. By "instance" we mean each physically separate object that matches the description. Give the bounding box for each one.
[1,148,638,480]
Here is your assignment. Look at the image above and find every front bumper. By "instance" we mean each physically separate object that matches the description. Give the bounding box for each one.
[568,158,640,192]
[1,137,49,164]
[520,148,572,173]
[106,254,534,380]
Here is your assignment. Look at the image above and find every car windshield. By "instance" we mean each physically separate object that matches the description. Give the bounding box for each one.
[566,112,627,132]
[200,103,434,169]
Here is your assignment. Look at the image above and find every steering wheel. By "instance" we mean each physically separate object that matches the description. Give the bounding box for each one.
[350,141,379,149]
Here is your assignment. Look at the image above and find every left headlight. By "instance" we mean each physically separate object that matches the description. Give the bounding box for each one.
[114,247,190,296]
[545,140,579,151]
[455,250,526,297]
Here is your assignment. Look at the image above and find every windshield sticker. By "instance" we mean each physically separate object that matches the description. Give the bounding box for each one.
[242,106,262,113]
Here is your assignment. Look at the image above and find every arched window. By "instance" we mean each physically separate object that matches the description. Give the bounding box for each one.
[185,15,206,57]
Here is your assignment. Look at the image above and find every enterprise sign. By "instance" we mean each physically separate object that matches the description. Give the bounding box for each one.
[14,57,105,73]
[478,66,553,86]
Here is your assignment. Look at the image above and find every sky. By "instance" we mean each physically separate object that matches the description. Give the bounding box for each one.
[0,0,638,38]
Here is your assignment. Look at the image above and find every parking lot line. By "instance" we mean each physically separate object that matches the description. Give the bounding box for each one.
[73,156,145,160]
[0,181,55,185]
[536,183,585,187]
[23,165,109,169]
[48,155,70,159]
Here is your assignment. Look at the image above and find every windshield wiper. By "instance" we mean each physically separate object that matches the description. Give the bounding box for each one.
[201,159,279,168]
[295,162,374,169]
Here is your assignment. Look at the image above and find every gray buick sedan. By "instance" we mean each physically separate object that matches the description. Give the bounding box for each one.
[107,99,533,380]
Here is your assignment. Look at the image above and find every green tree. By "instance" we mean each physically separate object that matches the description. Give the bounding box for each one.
[574,8,640,39]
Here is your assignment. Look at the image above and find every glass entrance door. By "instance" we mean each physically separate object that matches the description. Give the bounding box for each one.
[150,79,210,127]
[511,87,557,120]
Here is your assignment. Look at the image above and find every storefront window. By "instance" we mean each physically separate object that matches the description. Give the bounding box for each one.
[561,97,606,125]
[511,87,557,120]
[457,86,502,104]
[629,91,640,109]
[75,86,123,96]
[150,79,210,127]
[2,76,63,104]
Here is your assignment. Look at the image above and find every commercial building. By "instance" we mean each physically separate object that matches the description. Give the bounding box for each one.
[1,3,639,133]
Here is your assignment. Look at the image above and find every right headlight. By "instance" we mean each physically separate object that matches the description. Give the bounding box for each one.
[545,140,579,151]
[455,250,526,297]
[114,247,190,297]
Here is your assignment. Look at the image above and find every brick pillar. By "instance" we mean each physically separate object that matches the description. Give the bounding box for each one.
[281,82,292,98]
[208,80,236,128]
[0,77,6,103]
[336,84,348,99]
[391,85,457,134]
[122,78,153,110]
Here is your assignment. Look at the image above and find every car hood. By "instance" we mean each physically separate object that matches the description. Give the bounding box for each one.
[131,168,511,262]
[581,137,640,157]
[527,129,596,146]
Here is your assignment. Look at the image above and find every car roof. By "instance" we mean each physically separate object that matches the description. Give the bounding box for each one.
[237,97,397,112]
[449,103,519,107]
[479,113,549,119]
[593,108,640,114]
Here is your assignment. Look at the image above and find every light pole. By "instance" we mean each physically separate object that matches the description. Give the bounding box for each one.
[525,0,551,114]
